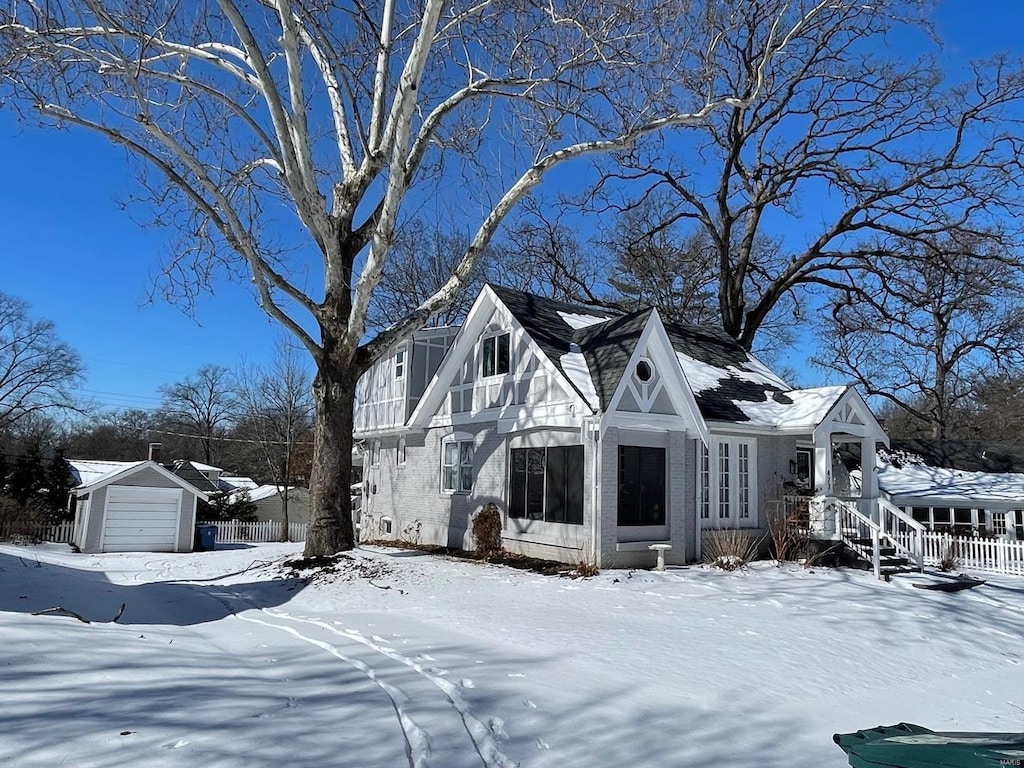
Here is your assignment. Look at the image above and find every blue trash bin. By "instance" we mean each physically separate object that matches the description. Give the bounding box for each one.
[196,524,218,551]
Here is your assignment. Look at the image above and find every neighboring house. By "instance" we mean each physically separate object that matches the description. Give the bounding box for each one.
[879,441,1024,541]
[227,485,311,524]
[354,284,893,570]
[68,459,210,553]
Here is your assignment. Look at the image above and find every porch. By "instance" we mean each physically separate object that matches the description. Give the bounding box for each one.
[783,494,926,580]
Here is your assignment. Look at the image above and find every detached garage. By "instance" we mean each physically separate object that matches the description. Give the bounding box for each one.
[69,460,210,553]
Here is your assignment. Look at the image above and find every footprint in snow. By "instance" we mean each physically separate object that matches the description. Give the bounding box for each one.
[161,740,189,749]
[536,739,550,750]
[417,654,436,662]
[507,673,526,678]
[523,699,537,708]
[460,679,475,688]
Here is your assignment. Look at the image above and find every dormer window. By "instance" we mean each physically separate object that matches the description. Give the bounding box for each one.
[481,332,510,377]
[395,349,406,380]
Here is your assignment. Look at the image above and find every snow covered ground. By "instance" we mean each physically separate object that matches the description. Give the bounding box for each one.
[2,542,1023,768]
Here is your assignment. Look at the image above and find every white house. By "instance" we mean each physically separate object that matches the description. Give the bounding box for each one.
[354,285,910,573]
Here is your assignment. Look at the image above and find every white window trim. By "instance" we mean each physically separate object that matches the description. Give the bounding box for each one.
[397,436,407,467]
[699,437,758,528]
[480,331,511,379]
[395,349,406,380]
[440,434,474,494]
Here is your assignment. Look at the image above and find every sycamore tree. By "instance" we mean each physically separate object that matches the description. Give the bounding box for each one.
[0,0,828,556]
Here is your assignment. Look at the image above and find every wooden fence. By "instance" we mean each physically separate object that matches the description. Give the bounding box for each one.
[199,520,307,543]
[0,521,75,544]
[896,531,1024,576]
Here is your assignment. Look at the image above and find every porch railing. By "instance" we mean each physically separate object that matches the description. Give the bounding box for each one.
[786,494,925,579]
[878,497,925,571]
[828,497,882,579]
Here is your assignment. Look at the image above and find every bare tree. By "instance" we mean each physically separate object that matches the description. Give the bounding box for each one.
[815,231,1024,439]
[156,365,238,465]
[1,0,829,556]
[584,0,1024,351]
[235,339,313,541]
[0,292,82,430]
[368,219,486,329]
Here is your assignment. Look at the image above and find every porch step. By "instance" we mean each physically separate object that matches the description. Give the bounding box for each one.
[844,540,918,579]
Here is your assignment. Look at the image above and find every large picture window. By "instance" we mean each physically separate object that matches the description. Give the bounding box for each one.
[699,438,757,527]
[441,439,473,493]
[509,445,584,524]
[481,333,510,377]
[617,446,666,527]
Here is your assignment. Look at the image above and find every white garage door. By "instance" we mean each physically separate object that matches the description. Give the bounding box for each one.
[103,486,182,552]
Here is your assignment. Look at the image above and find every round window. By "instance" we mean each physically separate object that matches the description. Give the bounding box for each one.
[635,360,653,382]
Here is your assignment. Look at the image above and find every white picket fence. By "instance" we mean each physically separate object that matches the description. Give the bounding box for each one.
[896,531,1024,576]
[199,520,307,543]
[0,521,76,543]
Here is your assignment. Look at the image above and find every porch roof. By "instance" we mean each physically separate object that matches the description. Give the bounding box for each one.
[879,458,1024,505]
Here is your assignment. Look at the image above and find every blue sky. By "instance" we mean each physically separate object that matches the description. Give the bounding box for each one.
[1,2,1022,416]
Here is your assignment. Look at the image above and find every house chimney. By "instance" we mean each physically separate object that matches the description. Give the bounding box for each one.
[148,442,162,463]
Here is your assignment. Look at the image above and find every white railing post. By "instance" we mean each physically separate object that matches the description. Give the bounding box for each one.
[872,527,881,579]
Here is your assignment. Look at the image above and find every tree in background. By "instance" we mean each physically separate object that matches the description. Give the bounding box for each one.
[156,365,238,466]
[367,220,488,330]
[235,340,314,541]
[1,0,835,556]
[0,292,82,430]
[65,408,154,462]
[815,232,1024,439]
[580,0,1024,351]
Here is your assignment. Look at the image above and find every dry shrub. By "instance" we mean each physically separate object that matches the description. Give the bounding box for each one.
[568,551,599,579]
[472,503,503,558]
[0,497,45,541]
[939,540,961,573]
[704,527,762,571]
[765,500,810,563]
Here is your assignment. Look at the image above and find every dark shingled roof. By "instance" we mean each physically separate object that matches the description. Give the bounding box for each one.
[662,322,791,422]
[489,284,791,421]
[576,309,654,409]
[890,439,1024,474]
[168,460,221,494]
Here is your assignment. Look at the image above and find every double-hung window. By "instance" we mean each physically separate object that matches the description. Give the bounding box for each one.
[481,333,510,377]
[699,438,756,527]
[441,438,473,493]
[395,349,406,380]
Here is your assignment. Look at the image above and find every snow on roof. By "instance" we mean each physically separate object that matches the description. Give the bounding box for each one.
[675,350,789,395]
[735,386,849,429]
[230,485,304,502]
[556,310,610,331]
[219,476,259,491]
[560,347,600,410]
[186,461,222,473]
[879,458,1024,504]
[67,460,144,487]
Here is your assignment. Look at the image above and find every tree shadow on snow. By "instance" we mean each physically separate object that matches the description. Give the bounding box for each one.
[0,549,303,626]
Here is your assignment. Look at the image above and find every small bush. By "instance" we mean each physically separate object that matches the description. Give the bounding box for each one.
[471,503,503,558]
[765,501,810,563]
[704,527,762,571]
[939,541,961,573]
[569,551,599,579]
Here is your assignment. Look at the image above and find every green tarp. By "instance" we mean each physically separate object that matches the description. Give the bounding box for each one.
[834,723,1024,768]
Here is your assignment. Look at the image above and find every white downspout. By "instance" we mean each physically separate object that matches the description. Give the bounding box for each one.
[586,415,601,566]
